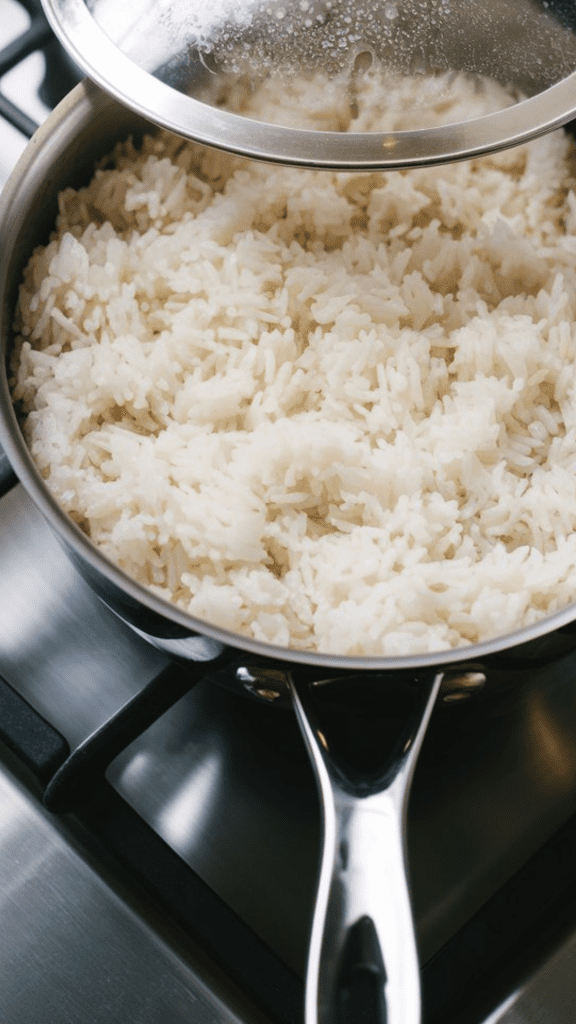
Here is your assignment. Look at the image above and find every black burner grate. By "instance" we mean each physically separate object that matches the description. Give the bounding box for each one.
[0,0,78,137]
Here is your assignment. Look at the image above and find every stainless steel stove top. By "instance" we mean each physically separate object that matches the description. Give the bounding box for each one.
[3,5,576,1022]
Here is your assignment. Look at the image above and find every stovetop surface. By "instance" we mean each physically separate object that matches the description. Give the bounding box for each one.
[3,3,576,1022]
[0,764,262,1024]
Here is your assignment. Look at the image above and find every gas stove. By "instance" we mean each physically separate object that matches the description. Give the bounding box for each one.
[3,5,576,1022]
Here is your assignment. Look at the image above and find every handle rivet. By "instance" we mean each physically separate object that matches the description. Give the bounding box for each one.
[253,687,281,701]
[441,670,487,703]
[235,665,289,701]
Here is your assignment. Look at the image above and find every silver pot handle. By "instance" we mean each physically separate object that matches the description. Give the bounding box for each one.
[289,671,444,1024]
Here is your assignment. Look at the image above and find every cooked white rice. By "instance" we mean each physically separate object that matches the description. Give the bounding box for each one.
[11,73,576,656]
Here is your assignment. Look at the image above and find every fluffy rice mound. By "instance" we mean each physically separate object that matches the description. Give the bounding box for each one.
[11,75,576,656]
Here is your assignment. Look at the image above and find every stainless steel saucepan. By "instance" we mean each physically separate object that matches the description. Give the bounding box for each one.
[2,81,576,1024]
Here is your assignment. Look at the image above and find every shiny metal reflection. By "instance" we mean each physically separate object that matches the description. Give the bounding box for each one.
[290,671,443,1024]
[156,752,222,852]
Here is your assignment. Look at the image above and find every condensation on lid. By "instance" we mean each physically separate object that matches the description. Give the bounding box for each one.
[41,0,576,168]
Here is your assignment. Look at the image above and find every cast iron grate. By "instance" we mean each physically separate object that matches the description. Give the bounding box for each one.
[0,0,77,136]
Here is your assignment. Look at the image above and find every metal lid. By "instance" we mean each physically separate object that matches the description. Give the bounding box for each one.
[41,0,576,169]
